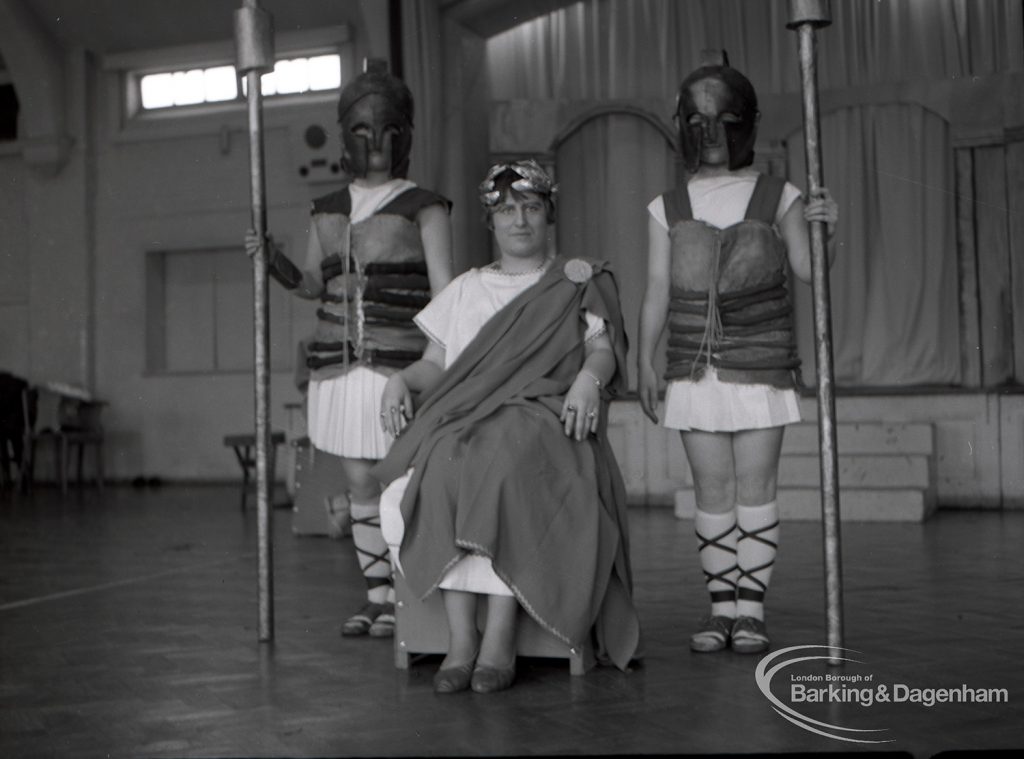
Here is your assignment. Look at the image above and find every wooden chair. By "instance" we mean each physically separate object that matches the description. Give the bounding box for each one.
[390,400,613,678]
[393,573,595,676]
[290,438,349,536]
[21,385,106,495]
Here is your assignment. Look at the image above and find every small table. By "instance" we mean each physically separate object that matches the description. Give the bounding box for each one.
[223,431,286,511]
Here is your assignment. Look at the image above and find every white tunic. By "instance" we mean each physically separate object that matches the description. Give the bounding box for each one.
[305,179,417,459]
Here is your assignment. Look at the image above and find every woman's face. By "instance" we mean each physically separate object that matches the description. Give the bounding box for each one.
[490,191,549,261]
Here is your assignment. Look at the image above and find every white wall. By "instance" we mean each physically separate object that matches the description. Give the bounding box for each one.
[93,78,343,481]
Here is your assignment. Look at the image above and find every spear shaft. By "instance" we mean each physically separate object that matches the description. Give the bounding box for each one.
[234,0,275,643]
[787,0,844,663]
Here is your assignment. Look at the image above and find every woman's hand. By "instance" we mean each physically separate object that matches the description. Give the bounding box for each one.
[637,363,660,424]
[803,187,838,239]
[561,372,601,442]
[380,373,414,437]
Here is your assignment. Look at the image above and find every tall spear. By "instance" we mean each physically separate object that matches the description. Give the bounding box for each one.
[234,0,275,643]
[786,0,844,662]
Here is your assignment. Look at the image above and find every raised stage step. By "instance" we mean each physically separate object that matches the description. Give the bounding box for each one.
[673,421,937,522]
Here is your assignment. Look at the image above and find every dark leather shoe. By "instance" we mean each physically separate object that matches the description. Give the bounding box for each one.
[470,663,516,694]
[433,661,475,694]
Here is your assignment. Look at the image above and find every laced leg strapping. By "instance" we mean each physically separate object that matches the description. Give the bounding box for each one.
[736,508,780,605]
[350,500,394,603]
[697,521,739,604]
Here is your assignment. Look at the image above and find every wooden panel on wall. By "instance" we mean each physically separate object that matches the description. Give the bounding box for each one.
[973,146,1014,385]
[1007,141,1024,383]
[1000,395,1024,509]
[611,394,1010,509]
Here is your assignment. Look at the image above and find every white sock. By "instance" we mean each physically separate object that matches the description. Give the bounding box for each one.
[350,498,393,606]
[694,508,739,618]
[736,501,780,621]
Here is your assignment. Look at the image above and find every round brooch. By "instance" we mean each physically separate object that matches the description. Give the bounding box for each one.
[563,258,593,284]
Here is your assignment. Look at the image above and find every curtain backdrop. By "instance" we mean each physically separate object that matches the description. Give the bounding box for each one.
[487,0,1022,100]
[486,0,1022,388]
[401,0,444,190]
[556,114,676,388]
[787,104,961,386]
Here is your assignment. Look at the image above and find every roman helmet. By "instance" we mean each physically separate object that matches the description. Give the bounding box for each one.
[336,59,414,178]
[674,51,760,173]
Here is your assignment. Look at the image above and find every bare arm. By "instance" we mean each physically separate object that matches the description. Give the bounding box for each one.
[780,187,839,285]
[244,227,323,298]
[636,214,671,423]
[417,204,455,295]
[379,341,446,437]
[562,333,616,441]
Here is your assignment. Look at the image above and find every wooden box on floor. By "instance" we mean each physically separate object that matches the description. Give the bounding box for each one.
[392,572,594,675]
[291,439,349,536]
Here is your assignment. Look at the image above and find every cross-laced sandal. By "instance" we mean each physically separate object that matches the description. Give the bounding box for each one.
[690,615,735,652]
[367,603,395,638]
[731,616,770,654]
[341,601,386,637]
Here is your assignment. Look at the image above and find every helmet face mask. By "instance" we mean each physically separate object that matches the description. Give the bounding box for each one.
[340,93,412,178]
[336,61,414,179]
[676,67,759,173]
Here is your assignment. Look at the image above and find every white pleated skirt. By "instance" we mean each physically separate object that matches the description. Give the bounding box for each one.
[307,366,392,459]
[380,470,515,597]
[662,367,801,432]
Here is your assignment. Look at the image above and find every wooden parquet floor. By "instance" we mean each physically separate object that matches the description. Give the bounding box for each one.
[1,485,1022,758]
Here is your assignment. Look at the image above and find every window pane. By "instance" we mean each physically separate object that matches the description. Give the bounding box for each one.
[214,252,254,372]
[172,69,206,106]
[270,58,310,95]
[165,252,215,371]
[149,248,304,374]
[140,72,175,109]
[204,65,238,102]
[308,55,341,91]
[140,53,342,110]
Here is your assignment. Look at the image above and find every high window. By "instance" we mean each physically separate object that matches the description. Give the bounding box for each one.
[138,54,342,111]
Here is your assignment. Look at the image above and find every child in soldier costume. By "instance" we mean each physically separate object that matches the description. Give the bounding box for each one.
[637,54,837,654]
[247,61,453,639]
